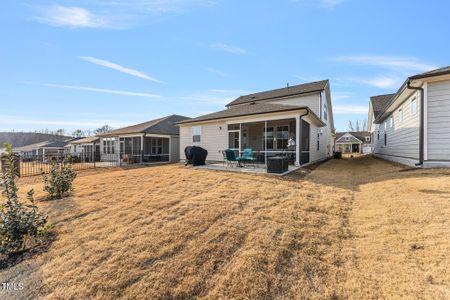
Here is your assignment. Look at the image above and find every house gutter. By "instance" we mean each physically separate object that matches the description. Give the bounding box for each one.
[406,80,424,166]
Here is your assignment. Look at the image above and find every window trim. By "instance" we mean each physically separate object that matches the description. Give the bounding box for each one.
[411,97,417,115]
[192,126,201,143]
[398,107,403,123]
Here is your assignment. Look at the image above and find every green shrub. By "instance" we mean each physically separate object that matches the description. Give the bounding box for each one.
[42,157,77,200]
[0,143,51,255]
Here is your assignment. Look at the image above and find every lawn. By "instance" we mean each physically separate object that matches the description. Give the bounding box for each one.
[1,156,449,299]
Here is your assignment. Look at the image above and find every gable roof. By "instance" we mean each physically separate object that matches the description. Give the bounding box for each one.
[409,66,450,80]
[226,80,329,107]
[177,102,324,126]
[100,115,190,137]
[335,131,370,143]
[68,136,100,144]
[370,94,396,119]
[373,65,450,123]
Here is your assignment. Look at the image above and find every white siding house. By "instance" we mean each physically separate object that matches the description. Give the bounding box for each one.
[370,66,450,167]
[178,80,335,168]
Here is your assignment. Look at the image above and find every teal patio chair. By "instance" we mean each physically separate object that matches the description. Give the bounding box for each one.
[242,148,257,167]
[223,149,245,168]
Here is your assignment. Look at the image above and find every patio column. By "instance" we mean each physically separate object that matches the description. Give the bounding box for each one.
[141,135,144,164]
[295,115,300,166]
[264,120,267,166]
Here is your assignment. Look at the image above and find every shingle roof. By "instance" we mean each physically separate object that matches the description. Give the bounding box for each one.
[373,66,450,123]
[370,94,396,119]
[335,131,370,143]
[410,66,450,80]
[43,140,70,148]
[100,115,190,137]
[69,136,100,144]
[226,80,329,107]
[177,102,322,125]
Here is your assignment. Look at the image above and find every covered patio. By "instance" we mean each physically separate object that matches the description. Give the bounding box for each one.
[118,135,170,164]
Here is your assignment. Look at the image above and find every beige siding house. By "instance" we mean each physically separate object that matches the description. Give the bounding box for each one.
[178,80,335,167]
[370,66,450,167]
[335,132,371,154]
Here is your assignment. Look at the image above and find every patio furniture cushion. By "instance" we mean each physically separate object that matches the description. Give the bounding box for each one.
[242,148,256,161]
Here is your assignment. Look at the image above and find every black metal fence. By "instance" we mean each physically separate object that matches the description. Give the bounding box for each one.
[3,151,170,177]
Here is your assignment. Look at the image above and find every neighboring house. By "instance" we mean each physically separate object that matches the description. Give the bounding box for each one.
[98,115,190,164]
[370,66,450,167]
[14,139,81,160]
[335,132,371,154]
[177,80,335,167]
[65,136,100,154]
[65,136,101,162]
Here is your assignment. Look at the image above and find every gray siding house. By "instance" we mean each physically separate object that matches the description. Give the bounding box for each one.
[178,80,335,167]
[369,66,450,167]
[98,115,190,164]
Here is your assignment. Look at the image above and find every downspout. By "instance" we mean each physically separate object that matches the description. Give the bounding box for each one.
[407,80,424,166]
[298,109,309,165]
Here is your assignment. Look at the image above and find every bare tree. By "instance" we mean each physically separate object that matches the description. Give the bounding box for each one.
[347,119,368,132]
[55,129,66,136]
[72,129,85,137]
[94,125,114,135]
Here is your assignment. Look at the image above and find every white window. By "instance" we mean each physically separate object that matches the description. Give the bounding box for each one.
[384,121,387,130]
[323,104,328,121]
[345,136,349,141]
[398,108,403,123]
[365,136,370,142]
[411,98,417,115]
[389,116,393,128]
[103,138,116,154]
[192,126,201,143]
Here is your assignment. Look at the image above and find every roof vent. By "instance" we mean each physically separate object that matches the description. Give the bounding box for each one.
[249,101,256,105]
[251,96,256,99]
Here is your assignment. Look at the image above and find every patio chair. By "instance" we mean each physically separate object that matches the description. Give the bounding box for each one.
[242,148,257,167]
[223,149,244,168]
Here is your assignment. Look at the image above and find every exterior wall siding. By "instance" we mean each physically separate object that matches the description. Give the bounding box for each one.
[267,94,321,117]
[373,91,420,160]
[179,121,227,162]
[427,79,450,161]
[170,136,180,163]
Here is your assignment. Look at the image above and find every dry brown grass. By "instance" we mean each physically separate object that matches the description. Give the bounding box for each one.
[0,157,449,299]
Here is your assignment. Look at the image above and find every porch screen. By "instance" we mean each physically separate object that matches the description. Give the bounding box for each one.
[276,126,289,149]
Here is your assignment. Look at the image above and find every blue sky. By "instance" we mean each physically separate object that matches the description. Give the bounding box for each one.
[1,0,449,133]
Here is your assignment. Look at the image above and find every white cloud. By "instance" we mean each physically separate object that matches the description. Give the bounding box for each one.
[211,43,246,54]
[334,55,436,72]
[80,56,163,83]
[0,115,124,128]
[34,6,113,28]
[22,81,161,99]
[359,76,403,89]
[291,0,345,9]
[332,92,351,101]
[33,1,215,29]
[180,88,246,105]
[333,105,368,114]
[205,67,229,77]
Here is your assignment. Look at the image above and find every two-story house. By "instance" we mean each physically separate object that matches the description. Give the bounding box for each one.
[369,66,450,167]
[177,80,335,167]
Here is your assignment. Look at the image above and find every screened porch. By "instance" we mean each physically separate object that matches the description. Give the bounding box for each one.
[118,136,170,164]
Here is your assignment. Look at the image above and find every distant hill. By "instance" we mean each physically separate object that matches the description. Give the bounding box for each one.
[0,132,73,148]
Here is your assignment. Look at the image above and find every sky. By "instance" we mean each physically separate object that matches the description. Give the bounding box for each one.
[1,0,449,133]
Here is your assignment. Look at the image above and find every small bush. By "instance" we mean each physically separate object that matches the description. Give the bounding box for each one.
[0,143,51,255]
[42,158,77,200]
